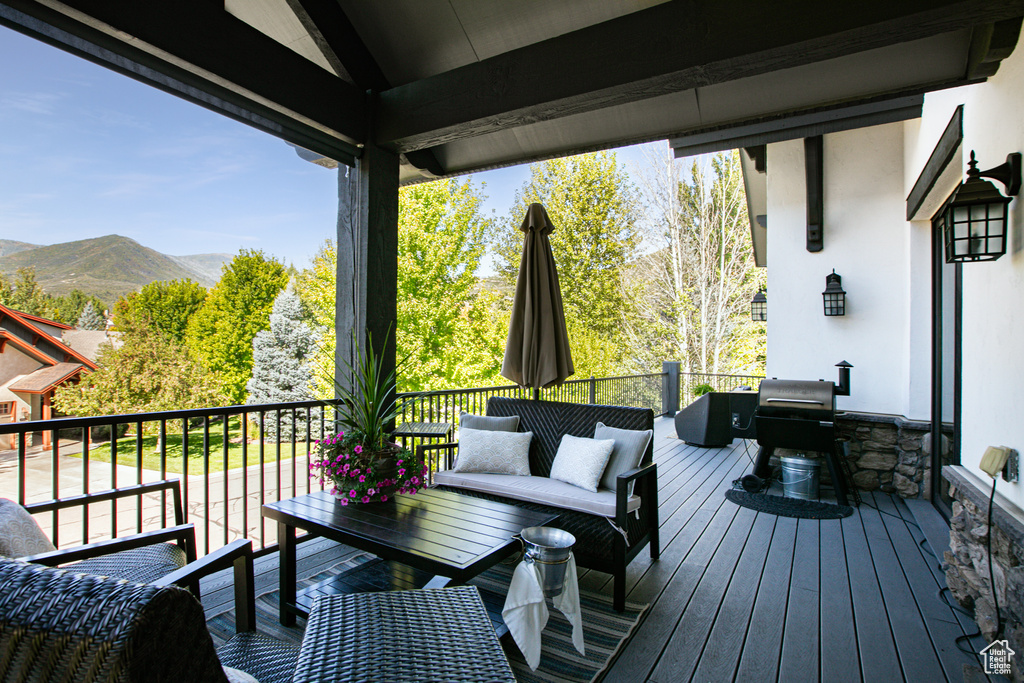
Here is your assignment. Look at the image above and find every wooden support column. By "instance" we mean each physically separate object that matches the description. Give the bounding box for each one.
[335,137,399,395]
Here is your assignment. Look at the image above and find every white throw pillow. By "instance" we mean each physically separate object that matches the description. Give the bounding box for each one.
[595,422,654,494]
[454,428,533,476]
[549,434,616,492]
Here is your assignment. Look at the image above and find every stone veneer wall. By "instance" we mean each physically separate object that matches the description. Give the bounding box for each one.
[945,467,1024,682]
[833,413,937,498]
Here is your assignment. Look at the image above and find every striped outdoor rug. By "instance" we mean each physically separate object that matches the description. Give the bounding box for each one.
[208,553,647,683]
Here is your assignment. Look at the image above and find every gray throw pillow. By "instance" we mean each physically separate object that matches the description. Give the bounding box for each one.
[595,422,654,494]
[454,428,533,475]
[549,434,616,492]
[459,411,520,432]
[0,498,56,558]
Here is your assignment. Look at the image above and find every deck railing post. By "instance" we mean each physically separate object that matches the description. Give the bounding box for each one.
[662,361,681,417]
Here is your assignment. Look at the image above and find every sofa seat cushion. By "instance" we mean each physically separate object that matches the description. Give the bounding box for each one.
[433,471,640,517]
[433,485,620,565]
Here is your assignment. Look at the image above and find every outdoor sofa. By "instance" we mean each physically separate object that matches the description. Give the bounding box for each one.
[429,396,659,611]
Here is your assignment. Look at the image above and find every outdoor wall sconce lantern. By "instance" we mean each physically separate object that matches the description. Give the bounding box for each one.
[751,290,767,321]
[942,150,1021,263]
[822,270,846,316]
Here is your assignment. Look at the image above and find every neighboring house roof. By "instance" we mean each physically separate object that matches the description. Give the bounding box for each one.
[14,311,72,331]
[0,330,59,365]
[8,363,86,394]
[61,329,113,362]
[0,303,97,370]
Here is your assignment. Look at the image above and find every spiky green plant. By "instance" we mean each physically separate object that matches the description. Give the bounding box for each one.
[327,328,409,451]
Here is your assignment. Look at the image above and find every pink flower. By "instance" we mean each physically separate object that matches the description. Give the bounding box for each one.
[411,476,420,485]
[381,495,388,502]
[342,463,349,472]
[367,488,375,496]
[349,490,357,498]
[398,468,406,477]
[361,496,370,504]
[397,459,404,466]
[340,498,348,506]
[359,475,366,483]
[354,445,363,454]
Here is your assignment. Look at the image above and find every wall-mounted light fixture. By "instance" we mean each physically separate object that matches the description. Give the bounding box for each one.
[822,270,846,316]
[751,290,767,321]
[942,150,1021,263]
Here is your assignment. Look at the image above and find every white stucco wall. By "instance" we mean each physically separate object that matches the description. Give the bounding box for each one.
[766,123,918,417]
[765,39,1024,507]
[916,45,1024,507]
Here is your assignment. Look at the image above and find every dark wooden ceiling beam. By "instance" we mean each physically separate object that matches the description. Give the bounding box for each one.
[283,0,446,176]
[377,0,1024,153]
[0,0,366,159]
[284,0,388,91]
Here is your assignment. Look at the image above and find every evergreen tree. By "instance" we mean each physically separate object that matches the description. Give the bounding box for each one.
[76,301,106,330]
[246,283,318,439]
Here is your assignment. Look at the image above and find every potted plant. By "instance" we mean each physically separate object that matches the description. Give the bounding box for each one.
[309,329,426,504]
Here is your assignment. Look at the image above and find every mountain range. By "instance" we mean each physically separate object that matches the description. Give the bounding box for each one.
[0,235,231,304]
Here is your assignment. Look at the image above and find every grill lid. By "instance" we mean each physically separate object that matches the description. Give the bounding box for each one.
[758,379,835,415]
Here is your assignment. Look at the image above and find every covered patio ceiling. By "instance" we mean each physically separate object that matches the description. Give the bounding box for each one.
[1,0,1021,184]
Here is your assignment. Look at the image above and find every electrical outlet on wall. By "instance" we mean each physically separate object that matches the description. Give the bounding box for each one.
[1003,449,1019,483]
[980,446,1012,478]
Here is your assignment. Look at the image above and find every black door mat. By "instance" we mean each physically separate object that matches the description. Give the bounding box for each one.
[725,489,854,519]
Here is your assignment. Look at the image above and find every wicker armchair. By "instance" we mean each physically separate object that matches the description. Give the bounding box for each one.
[1,480,253,624]
[0,558,297,683]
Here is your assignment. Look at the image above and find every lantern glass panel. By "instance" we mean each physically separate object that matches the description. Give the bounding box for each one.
[944,200,1008,262]
[823,292,845,316]
[751,300,767,322]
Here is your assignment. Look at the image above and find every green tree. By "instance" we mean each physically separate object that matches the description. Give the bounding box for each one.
[0,268,57,319]
[629,148,764,375]
[397,177,498,391]
[493,151,641,377]
[53,317,225,419]
[51,290,106,326]
[296,178,506,395]
[247,283,318,437]
[114,279,207,343]
[295,240,337,401]
[186,250,289,404]
[75,302,106,330]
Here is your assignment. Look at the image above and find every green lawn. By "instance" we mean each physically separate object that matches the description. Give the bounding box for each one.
[76,417,315,474]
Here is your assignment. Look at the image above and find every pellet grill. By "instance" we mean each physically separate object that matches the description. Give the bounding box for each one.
[751,361,854,505]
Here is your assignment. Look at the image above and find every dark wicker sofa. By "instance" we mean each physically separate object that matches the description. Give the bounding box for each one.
[429,397,659,611]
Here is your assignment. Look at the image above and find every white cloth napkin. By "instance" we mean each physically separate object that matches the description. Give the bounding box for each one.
[502,553,585,671]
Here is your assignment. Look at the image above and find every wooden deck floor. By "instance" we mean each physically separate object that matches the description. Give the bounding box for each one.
[201,417,991,683]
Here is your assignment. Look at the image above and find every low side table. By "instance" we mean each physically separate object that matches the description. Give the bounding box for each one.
[392,421,453,475]
[294,587,515,683]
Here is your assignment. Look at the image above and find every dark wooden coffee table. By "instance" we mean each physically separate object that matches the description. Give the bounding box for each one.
[262,488,556,626]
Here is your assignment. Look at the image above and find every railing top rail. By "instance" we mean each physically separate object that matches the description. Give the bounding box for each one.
[0,398,338,434]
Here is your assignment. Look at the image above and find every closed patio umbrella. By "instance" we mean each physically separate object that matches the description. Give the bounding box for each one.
[501,203,575,391]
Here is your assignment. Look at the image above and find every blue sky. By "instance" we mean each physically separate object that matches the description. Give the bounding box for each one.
[0,24,664,273]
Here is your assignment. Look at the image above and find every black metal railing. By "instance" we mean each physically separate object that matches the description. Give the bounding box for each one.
[0,372,668,560]
[677,371,764,410]
[0,400,334,556]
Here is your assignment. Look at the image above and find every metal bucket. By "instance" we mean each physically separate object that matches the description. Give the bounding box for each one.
[781,455,821,500]
[521,526,576,597]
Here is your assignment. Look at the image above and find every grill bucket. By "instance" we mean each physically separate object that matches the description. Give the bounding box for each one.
[781,455,821,500]
[521,526,576,597]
